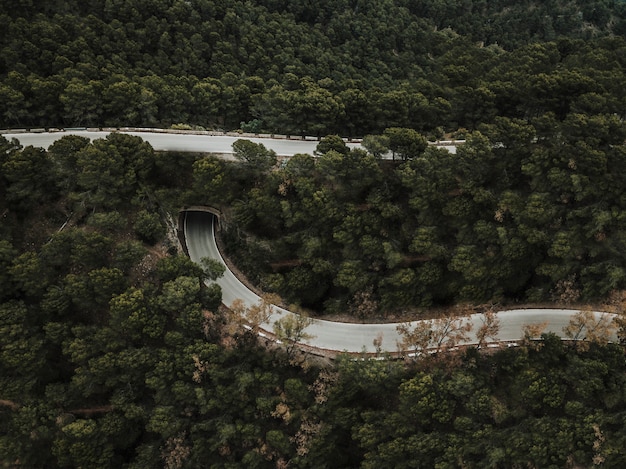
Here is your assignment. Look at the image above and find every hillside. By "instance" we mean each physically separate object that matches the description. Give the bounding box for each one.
[3,1,626,467]
[1,0,625,135]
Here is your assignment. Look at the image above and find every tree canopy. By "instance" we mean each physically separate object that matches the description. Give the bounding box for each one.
[1,1,625,136]
[3,1,626,467]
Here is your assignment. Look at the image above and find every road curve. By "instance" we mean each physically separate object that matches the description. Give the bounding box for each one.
[4,130,611,352]
[184,210,617,354]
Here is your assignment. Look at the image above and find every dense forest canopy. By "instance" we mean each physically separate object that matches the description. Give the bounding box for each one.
[194,115,626,317]
[1,0,626,135]
[3,130,626,467]
[4,1,626,467]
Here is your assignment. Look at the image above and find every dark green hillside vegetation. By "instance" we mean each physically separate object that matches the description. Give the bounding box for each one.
[0,133,626,469]
[4,1,626,466]
[206,115,626,316]
[2,134,626,467]
[4,190,626,468]
[409,0,626,47]
[1,0,626,134]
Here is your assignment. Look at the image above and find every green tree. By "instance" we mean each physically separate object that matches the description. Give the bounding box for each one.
[362,134,390,159]
[157,276,201,313]
[10,251,50,299]
[191,155,230,205]
[383,127,428,160]
[314,134,349,156]
[232,138,277,178]
[48,134,91,193]
[60,79,102,126]
[272,311,315,356]
[0,240,17,300]
[0,300,47,399]
[133,209,165,245]
[74,133,154,209]
[0,79,28,125]
[102,78,144,126]
[199,257,226,281]
[2,145,55,211]
[109,287,164,341]
[155,255,205,284]
[191,78,222,125]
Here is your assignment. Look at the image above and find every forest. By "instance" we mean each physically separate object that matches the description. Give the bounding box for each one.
[202,118,626,317]
[3,132,626,468]
[3,0,626,467]
[1,0,626,136]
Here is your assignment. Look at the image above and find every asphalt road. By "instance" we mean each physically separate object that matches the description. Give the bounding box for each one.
[5,130,610,353]
[184,211,617,353]
[1,129,459,156]
[2,130,360,157]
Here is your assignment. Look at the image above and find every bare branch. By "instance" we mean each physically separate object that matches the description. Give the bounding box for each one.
[431,315,473,353]
[273,312,315,356]
[0,399,19,410]
[476,309,501,348]
[396,315,472,358]
[372,332,384,355]
[227,293,280,336]
[521,321,548,349]
[563,309,617,351]
[396,320,432,358]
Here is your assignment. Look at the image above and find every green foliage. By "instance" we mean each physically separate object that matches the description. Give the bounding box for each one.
[0,239,17,300]
[229,112,626,312]
[87,211,125,234]
[332,344,626,469]
[1,1,625,135]
[383,127,428,160]
[1,145,55,211]
[3,138,626,469]
[133,209,165,245]
[69,133,155,210]
[4,2,626,467]
[362,134,390,159]
[191,155,229,206]
[232,138,277,178]
[314,135,349,156]
[157,276,200,313]
[155,255,205,284]
[199,257,226,281]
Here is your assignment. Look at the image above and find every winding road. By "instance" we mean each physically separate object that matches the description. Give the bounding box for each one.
[6,130,616,353]
[184,211,616,354]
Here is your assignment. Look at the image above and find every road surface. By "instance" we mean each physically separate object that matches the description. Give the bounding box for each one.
[1,129,459,156]
[184,211,617,354]
[1,130,358,157]
[4,129,609,353]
